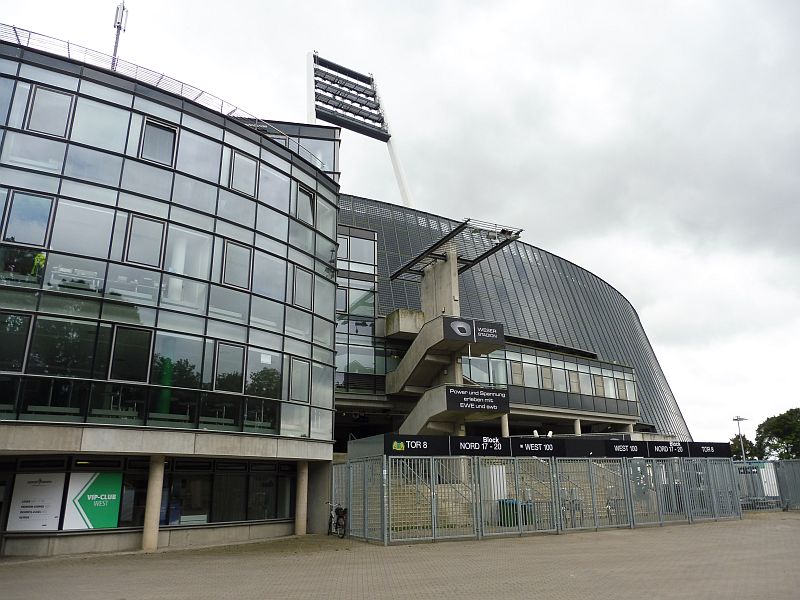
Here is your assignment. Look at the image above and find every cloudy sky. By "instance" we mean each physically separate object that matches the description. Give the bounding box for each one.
[5,1,798,443]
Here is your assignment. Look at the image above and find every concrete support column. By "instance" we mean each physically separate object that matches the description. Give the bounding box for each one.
[142,454,165,552]
[294,461,309,536]
[573,418,582,436]
[500,414,510,438]
[625,423,634,433]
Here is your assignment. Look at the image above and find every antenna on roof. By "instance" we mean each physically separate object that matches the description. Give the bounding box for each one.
[111,1,128,71]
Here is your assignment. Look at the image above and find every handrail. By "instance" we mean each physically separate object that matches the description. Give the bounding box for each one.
[0,23,328,171]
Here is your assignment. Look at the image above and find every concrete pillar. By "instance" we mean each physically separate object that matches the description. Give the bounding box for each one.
[294,460,309,536]
[500,414,510,438]
[420,248,460,321]
[573,418,582,436]
[625,423,634,433]
[142,454,165,552]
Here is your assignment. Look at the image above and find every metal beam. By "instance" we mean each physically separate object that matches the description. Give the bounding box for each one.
[390,220,470,280]
[457,235,520,274]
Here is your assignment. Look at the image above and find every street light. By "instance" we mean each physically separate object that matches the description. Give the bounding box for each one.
[733,416,748,461]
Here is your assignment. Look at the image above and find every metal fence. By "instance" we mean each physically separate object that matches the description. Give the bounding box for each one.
[341,456,743,544]
[734,460,800,511]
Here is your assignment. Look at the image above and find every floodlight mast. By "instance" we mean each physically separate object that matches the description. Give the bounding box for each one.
[306,52,316,124]
[373,79,414,209]
[111,1,128,72]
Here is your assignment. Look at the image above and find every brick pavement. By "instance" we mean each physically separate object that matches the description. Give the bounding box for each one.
[1,512,798,600]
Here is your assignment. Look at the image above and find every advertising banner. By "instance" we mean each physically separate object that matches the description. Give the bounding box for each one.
[63,472,123,530]
[6,473,66,531]
[445,386,509,412]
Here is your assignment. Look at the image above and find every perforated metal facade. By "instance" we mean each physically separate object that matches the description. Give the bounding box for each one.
[338,194,691,440]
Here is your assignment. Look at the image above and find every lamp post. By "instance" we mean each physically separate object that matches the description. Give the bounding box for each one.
[733,416,748,461]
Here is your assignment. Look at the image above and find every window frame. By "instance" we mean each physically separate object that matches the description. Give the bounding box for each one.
[108,325,154,383]
[138,117,178,168]
[24,85,75,138]
[289,356,311,403]
[222,239,252,290]
[229,150,258,198]
[124,214,166,268]
[292,265,313,310]
[295,185,315,226]
[0,310,33,372]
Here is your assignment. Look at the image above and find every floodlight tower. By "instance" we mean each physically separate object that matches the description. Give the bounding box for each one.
[111,1,128,71]
[307,52,414,208]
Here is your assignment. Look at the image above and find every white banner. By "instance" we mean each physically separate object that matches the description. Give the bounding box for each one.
[6,473,66,531]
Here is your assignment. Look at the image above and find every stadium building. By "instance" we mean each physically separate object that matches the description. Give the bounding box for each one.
[0,25,689,557]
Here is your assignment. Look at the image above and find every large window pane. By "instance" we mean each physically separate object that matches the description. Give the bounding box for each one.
[165,225,212,279]
[316,199,336,240]
[0,313,30,371]
[256,204,288,240]
[89,383,147,426]
[63,145,123,186]
[246,348,282,399]
[295,187,314,225]
[244,398,279,434]
[215,343,244,393]
[150,331,203,389]
[223,241,251,289]
[288,221,313,254]
[0,245,46,288]
[106,264,160,306]
[50,200,114,258]
[218,190,255,228]
[111,327,152,382]
[3,192,53,246]
[293,267,312,309]
[0,131,65,173]
[176,130,221,182]
[141,120,176,166]
[349,237,375,265]
[27,316,99,377]
[125,216,164,267]
[148,387,198,428]
[27,87,73,137]
[70,97,129,153]
[258,164,290,212]
[19,378,90,422]
[313,277,335,317]
[311,363,333,408]
[280,403,308,438]
[290,358,310,403]
[168,474,210,525]
[121,160,173,201]
[172,174,217,213]
[208,285,249,323]
[212,473,247,521]
[248,471,277,519]
[285,307,312,342]
[252,251,285,301]
[200,393,242,432]
[230,152,257,196]
[310,408,332,440]
[44,254,105,296]
[160,275,207,314]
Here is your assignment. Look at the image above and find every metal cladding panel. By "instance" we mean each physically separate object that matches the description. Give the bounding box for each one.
[338,195,692,440]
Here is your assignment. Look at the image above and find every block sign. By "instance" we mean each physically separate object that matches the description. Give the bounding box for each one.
[6,473,66,531]
[450,435,511,456]
[63,472,123,530]
[646,441,690,458]
[443,317,504,344]
[445,386,509,412]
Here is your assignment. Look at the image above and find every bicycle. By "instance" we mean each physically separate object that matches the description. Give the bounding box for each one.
[326,501,347,538]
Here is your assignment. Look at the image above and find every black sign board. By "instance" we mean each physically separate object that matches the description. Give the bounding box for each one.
[604,440,647,458]
[445,386,509,412]
[449,436,511,456]
[688,442,732,458]
[442,317,505,344]
[646,441,690,458]
[511,437,564,457]
[384,434,450,456]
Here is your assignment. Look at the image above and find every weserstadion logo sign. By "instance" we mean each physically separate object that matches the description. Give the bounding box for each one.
[443,317,504,344]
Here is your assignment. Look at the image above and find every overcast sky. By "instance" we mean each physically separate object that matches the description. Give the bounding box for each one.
[5,1,798,443]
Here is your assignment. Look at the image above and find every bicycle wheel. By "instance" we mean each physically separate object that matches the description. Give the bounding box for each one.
[335,516,346,538]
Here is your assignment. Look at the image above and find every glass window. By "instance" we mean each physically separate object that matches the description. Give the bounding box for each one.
[164,225,212,279]
[250,296,283,333]
[293,267,312,309]
[579,372,593,395]
[541,366,554,390]
[510,361,524,386]
[27,316,99,377]
[44,254,105,296]
[285,307,312,342]
[172,174,217,213]
[126,216,164,267]
[252,251,285,301]
[568,370,581,393]
[26,86,73,137]
[19,378,90,422]
[218,189,256,228]
[0,76,15,126]
[300,138,335,171]
[288,221,314,254]
[168,474,211,525]
[212,473,247,521]
[290,358,310,403]
[50,200,114,258]
[603,375,617,399]
[348,288,374,317]
[0,132,65,173]
[490,359,507,385]
[214,343,244,393]
[140,120,176,166]
[70,97,129,153]
[616,378,628,400]
[150,331,203,389]
[258,163,290,212]
[313,277,335,317]
[310,408,332,440]
[0,245,45,288]
[223,241,251,289]
[295,187,314,225]
[625,380,637,403]
[349,237,375,265]
[63,145,123,186]
[39,292,100,319]
[121,160,173,201]
[3,192,53,246]
[230,151,257,196]
[176,130,221,182]
[110,327,152,382]
[347,345,375,374]
[106,264,160,306]
[246,348,282,399]
[280,402,309,438]
[208,285,249,323]
[160,275,207,314]
[256,204,288,240]
[311,363,333,408]
[248,471,277,518]
[0,312,31,371]
[593,374,605,397]
[552,368,568,392]
[244,398,279,434]
[312,317,333,349]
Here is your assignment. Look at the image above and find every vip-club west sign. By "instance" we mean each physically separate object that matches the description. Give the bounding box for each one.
[63,472,123,530]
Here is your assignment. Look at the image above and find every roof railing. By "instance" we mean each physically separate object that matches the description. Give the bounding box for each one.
[0,23,328,171]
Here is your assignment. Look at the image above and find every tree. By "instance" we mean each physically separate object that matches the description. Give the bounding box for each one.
[728,434,763,460]
[756,408,800,460]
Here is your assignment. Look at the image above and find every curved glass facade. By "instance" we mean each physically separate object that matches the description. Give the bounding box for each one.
[337,195,692,440]
[0,50,337,441]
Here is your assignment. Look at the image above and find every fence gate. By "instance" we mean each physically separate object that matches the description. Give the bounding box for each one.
[776,460,800,509]
[477,457,520,536]
[591,458,631,528]
[389,457,433,542]
[516,457,558,533]
[555,459,595,530]
[433,457,477,540]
